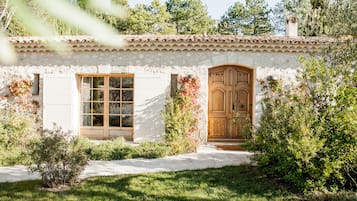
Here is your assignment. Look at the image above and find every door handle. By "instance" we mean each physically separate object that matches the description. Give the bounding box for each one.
[232,104,235,111]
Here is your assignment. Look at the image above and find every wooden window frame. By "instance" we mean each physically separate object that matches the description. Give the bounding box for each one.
[170,74,178,97]
[78,74,134,140]
[32,74,40,96]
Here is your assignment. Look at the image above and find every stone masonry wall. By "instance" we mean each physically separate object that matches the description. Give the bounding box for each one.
[0,51,305,142]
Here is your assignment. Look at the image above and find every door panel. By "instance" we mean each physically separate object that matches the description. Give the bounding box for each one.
[209,118,227,137]
[212,88,225,111]
[208,66,253,139]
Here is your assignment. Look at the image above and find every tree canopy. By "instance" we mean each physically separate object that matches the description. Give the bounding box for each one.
[272,0,356,37]
[166,0,214,34]
[2,0,357,37]
[123,0,175,34]
[218,0,273,35]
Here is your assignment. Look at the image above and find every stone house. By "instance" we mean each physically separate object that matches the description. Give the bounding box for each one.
[0,35,333,143]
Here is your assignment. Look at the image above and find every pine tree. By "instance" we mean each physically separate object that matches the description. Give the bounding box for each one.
[166,0,214,34]
[218,0,273,35]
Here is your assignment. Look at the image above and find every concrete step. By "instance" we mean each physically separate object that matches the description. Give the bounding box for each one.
[208,142,246,151]
[207,138,245,143]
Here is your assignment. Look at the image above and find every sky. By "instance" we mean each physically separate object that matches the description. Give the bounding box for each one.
[128,0,280,20]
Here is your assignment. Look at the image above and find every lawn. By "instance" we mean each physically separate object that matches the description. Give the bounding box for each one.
[0,166,355,201]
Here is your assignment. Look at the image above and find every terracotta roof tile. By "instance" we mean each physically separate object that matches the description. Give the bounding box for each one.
[8,35,336,53]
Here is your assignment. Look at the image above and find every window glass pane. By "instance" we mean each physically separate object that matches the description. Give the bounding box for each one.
[82,102,91,113]
[92,103,104,114]
[82,77,91,88]
[122,115,133,127]
[122,77,133,88]
[93,115,103,126]
[109,115,120,127]
[109,103,121,114]
[109,90,121,101]
[122,90,133,101]
[110,77,121,88]
[122,103,133,114]
[92,90,104,101]
[93,77,104,88]
[82,115,91,126]
[81,89,91,101]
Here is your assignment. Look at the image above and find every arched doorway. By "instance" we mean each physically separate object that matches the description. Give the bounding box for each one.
[208,65,254,140]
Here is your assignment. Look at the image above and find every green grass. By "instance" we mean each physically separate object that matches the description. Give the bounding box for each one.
[0,166,356,201]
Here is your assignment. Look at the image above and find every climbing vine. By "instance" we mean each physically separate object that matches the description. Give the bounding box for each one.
[163,75,201,153]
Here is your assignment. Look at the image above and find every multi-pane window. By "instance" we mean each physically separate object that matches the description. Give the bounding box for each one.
[81,77,105,127]
[108,77,134,128]
[80,75,134,137]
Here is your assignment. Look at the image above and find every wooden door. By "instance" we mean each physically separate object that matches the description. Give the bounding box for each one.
[208,66,253,139]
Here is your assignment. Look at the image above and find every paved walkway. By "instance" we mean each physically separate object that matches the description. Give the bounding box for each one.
[0,146,253,183]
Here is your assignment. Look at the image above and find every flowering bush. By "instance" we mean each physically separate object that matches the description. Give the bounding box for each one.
[177,76,200,100]
[28,126,88,188]
[4,79,39,113]
[8,79,32,97]
[163,76,201,153]
[0,79,39,165]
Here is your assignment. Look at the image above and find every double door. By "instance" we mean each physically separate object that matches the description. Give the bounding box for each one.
[208,66,253,139]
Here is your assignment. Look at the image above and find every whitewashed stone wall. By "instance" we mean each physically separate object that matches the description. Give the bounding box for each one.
[0,51,305,142]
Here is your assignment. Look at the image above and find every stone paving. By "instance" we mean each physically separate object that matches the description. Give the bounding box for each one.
[0,145,253,183]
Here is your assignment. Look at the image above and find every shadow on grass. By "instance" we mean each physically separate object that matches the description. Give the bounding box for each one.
[0,166,356,201]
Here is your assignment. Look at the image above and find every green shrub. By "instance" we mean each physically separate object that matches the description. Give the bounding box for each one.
[0,100,37,166]
[28,127,88,188]
[168,137,198,155]
[0,103,35,149]
[162,97,196,142]
[82,138,172,160]
[0,146,31,166]
[134,142,171,158]
[87,137,127,160]
[245,56,357,192]
[162,76,201,154]
[111,145,137,160]
[76,137,95,155]
[245,79,325,190]
[0,79,40,166]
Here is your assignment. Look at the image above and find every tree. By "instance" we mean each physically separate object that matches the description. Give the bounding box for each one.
[0,0,127,64]
[298,0,329,36]
[271,0,310,35]
[218,2,245,35]
[272,0,356,36]
[123,0,175,34]
[322,0,356,37]
[218,0,273,35]
[76,0,129,34]
[166,0,214,34]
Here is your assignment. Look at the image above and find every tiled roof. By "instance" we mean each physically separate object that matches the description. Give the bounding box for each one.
[9,35,336,53]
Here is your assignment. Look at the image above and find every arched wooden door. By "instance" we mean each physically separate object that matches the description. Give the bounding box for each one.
[208,66,253,140]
